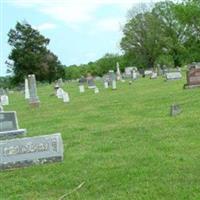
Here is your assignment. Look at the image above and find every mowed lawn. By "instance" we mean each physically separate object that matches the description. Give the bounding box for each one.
[1,76,200,200]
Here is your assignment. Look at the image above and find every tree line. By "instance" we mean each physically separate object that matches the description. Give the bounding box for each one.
[5,0,200,85]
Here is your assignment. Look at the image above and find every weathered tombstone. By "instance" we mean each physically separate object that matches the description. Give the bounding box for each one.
[63,92,70,103]
[132,70,137,80]
[0,95,9,106]
[28,74,40,107]
[57,78,63,87]
[166,72,182,80]
[170,104,181,116]
[0,111,26,139]
[116,62,121,81]
[151,72,158,79]
[25,78,30,99]
[87,75,96,89]
[0,133,63,170]
[112,80,117,90]
[144,70,153,76]
[0,88,5,96]
[94,87,99,94]
[56,88,64,99]
[184,66,200,89]
[104,81,109,89]
[79,85,85,93]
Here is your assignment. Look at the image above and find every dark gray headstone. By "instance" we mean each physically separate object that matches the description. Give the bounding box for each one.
[170,104,181,116]
[0,111,26,139]
[0,133,63,170]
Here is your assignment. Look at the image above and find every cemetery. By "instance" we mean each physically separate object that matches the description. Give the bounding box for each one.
[1,0,200,199]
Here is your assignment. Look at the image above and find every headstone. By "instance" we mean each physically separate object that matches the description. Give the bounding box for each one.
[87,75,96,89]
[57,78,63,87]
[132,70,137,80]
[144,70,153,76]
[116,62,121,81]
[56,88,64,99]
[63,92,70,103]
[109,70,116,86]
[151,72,158,79]
[0,88,5,96]
[125,67,137,78]
[94,87,99,94]
[25,78,30,99]
[79,85,85,93]
[166,72,182,80]
[104,81,108,89]
[0,133,63,170]
[28,74,40,107]
[0,111,26,139]
[112,80,117,90]
[170,104,181,116]
[184,67,200,89]
[0,95,9,106]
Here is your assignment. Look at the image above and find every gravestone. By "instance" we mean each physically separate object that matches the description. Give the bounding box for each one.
[184,67,200,89]
[57,78,63,87]
[0,88,5,96]
[25,78,30,99]
[104,81,108,89]
[170,104,181,116]
[63,92,70,103]
[94,87,99,94]
[151,72,157,79]
[0,133,63,170]
[116,62,121,81]
[79,85,85,93]
[56,88,64,99]
[28,74,40,107]
[0,111,26,139]
[112,80,117,90]
[0,95,9,106]
[144,70,153,76]
[166,72,182,80]
[132,70,137,80]
[87,75,96,89]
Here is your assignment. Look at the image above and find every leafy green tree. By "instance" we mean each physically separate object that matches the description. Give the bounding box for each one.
[120,10,162,69]
[7,22,65,84]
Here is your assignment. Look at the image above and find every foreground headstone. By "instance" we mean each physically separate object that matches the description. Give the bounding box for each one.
[0,111,26,139]
[170,104,181,116]
[166,72,182,80]
[0,133,63,170]
[28,74,40,107]
[56,88,64,99]
[184,67,200,89]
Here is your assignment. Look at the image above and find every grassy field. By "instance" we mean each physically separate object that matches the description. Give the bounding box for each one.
[1,76,200,200]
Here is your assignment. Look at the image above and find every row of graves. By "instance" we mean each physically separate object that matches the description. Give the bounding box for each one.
[0,74,64,170]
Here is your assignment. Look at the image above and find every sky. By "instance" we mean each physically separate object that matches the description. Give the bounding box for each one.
[0,0,165,76]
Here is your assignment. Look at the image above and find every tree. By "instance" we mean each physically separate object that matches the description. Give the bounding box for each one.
[120,10,163,69]
[7,22,65,84]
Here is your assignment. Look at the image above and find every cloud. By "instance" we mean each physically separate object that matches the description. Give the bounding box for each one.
[8,0,159,24]
[34,23,57,31]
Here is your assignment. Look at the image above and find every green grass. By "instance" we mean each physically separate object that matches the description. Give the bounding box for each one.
[1,76,200,200]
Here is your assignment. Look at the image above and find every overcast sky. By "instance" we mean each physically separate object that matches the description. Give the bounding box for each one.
[1,0,168,76]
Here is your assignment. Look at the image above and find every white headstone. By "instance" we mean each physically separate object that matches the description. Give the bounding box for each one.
[166,72,182,80]
[1,95,9,106]
[63,92,70,103]
[79,85,85,93]
[25,78,30,99]
[94,87,99,94]
[56,88,64,99]
[116,62,121,81]
[151,72,157,79]
[112,80,117,90]
[104,82,108,89]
